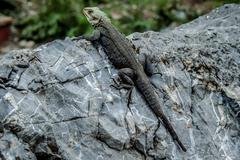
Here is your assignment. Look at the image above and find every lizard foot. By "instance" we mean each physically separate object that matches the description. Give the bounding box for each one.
[71,36,85,41]
[110,76,134,106]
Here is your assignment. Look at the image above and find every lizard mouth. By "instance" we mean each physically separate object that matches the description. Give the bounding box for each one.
[83,9,90,19]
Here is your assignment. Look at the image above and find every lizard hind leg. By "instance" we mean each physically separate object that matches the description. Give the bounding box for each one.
[111,68,136,106]
[138,54,163,78]
[137,54,155,77]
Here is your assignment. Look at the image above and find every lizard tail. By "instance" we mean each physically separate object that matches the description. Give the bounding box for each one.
[159,115,187,152]
[136,78,187,152]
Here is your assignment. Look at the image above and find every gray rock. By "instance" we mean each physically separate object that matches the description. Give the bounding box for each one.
[0,4,239,160]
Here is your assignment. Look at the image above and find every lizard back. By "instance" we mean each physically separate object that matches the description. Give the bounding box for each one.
[96,21,143,70]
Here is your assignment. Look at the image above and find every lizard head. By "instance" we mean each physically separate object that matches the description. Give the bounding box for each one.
[83,7,111,26]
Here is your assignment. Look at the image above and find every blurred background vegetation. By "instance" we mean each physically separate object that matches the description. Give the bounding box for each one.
[1,0,240,43]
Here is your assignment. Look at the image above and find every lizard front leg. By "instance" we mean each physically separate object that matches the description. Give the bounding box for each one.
[72,30,101,42]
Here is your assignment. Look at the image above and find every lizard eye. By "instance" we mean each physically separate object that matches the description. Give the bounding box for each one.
[88,10,93,14]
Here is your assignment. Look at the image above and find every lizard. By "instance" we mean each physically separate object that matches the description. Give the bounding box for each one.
[74,7,187,152]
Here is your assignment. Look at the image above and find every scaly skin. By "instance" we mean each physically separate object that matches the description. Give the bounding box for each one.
[77,7,187,152]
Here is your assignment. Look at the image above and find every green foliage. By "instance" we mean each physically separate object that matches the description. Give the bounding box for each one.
[156,0,199,27]
[17,0,92,41]
[16,0,240,42]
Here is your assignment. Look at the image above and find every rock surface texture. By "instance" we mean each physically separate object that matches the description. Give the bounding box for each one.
[0,4,240,160]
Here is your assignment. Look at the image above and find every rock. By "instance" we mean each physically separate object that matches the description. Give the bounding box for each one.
[0,131,36,160]
[0,4,239,160]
